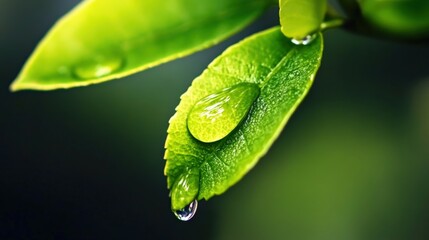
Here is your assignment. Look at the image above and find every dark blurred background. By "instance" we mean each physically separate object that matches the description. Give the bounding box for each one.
[1,1,428,239]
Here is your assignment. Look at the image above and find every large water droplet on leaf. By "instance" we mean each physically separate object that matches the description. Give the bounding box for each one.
[173,199,198,221]
[291,34,317,45]
[187,83,260,143]
[73,54,123,79]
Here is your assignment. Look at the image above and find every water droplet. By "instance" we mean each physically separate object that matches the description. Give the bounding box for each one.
[73,54,124,79]
[170,168,199,219]
[187,83,260,143]
[291,34,317,45]
[173,199,198,221]
[57,66,71,76]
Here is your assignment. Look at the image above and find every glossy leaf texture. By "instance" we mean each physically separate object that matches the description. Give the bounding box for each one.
[10,0,271,91]
[165,27,323,210]
[358,0,429,37]
[279,0,327,40]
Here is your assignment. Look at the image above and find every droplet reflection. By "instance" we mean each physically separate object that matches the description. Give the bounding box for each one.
[173,199,198,221]
[291,34,317,45]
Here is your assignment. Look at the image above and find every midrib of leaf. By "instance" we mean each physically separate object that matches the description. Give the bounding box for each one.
[259,48,297,89]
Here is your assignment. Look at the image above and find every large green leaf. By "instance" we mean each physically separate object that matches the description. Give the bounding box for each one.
[358,0,429,37]
[164,27,323,211]
[10,0,270,91]
[279,0,327,40]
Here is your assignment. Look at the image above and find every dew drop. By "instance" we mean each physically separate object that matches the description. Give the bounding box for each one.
[291,34,317,45]
[170,168,199,220]
[173,199,198,221]
[73,54,124,79]
[57,66,71,76]
[187,82,260,143]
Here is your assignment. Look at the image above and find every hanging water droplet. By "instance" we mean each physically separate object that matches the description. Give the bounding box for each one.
[73,54,124,79]
[173,199,198,221]
[187,82,260,143]
[170,168,199,220]
[291,34,317,45]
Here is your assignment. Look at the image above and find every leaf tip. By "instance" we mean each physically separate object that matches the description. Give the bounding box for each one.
[9,79,22,92]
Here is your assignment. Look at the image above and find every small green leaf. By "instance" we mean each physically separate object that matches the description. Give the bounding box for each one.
[10,0,271,91]
[164,27,323,211]
[279,0,327,40]
[187,83,260,143]
[358,0,429,37]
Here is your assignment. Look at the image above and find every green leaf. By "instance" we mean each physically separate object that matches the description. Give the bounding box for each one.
[279,0,327,40]
[10,0,271,91]
[165,27,323,211]
[358,0,429,37]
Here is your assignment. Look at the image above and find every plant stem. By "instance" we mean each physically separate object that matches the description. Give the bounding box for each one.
[321,3,346,31]
[321,18,345,31]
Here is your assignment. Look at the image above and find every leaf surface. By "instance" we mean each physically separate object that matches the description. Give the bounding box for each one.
[165,27,324,210]
[279,0,326,40]
[10,0,270,91]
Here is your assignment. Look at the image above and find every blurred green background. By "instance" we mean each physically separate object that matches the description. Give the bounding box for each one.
[1,1,429,239]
